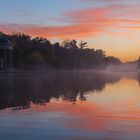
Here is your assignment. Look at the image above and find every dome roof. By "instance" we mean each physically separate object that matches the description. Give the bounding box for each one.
[0,37,13,50]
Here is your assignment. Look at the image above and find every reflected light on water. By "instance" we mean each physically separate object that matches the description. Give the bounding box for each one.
[1,72,140,139]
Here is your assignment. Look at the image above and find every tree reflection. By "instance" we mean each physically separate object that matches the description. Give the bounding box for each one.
[137,73,140,86]
[0,71,121,110]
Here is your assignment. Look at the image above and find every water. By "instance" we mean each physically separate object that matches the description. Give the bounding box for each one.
[0,71,140,140]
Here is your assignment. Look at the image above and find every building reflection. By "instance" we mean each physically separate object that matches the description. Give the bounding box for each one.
[0,71,122,110]
[137,73,140,86]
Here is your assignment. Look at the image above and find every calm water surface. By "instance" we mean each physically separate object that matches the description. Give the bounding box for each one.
[0,71,140,140]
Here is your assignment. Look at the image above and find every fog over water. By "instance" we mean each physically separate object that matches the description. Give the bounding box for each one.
[0,69,138,110]
[0,70,140,140]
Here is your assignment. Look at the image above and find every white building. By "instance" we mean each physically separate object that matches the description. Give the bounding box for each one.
[0,37,13,69]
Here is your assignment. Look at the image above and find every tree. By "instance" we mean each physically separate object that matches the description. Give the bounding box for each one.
[79,40,87,49]
[0,31,122,70]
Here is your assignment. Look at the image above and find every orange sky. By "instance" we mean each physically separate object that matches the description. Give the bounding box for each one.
[1,0,140,62]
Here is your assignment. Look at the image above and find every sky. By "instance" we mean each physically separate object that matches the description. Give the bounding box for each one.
[1,0,140,62]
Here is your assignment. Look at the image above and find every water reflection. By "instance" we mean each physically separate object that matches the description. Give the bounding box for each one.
[1,72,140,140]
[0,71,122,110]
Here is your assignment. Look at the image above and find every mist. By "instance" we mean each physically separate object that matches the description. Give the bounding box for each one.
[104,63,138,73]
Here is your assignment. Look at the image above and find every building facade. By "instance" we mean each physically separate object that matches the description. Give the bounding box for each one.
[0,37,13,69]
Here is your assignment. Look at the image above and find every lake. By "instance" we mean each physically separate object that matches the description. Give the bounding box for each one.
[0,71,140,140]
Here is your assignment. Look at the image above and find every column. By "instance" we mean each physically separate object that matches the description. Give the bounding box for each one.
[4,50,7,69]
[9,50,13,68]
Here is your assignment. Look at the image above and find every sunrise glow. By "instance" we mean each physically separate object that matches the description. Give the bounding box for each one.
[1,0,140,61]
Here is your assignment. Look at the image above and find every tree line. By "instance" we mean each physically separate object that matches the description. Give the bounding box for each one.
[0,71,121,109]
[0,32,121,70]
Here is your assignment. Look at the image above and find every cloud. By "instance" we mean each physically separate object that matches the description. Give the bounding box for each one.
[15,9,32,16]
[1,4,140,39]
[80,0,125,4]
[0,23,99,39]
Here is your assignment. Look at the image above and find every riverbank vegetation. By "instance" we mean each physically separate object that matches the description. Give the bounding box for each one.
[0,32,121,70]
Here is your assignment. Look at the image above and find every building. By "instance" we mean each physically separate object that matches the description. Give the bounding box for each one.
[138,56,140,69]
[0,37,13,69]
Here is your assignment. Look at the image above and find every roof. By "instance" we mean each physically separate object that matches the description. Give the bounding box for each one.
[0,37,13,50]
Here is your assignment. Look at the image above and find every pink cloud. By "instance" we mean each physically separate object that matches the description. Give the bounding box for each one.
[1,4,140,39]
[80,0,125,3]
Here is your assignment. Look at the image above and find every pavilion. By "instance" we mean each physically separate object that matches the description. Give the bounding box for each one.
[0,37,13,69]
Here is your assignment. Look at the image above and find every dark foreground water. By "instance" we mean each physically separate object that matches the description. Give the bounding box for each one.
[0,71,140,140]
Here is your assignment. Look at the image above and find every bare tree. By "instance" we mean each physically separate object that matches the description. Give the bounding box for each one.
[79,40,87,49]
